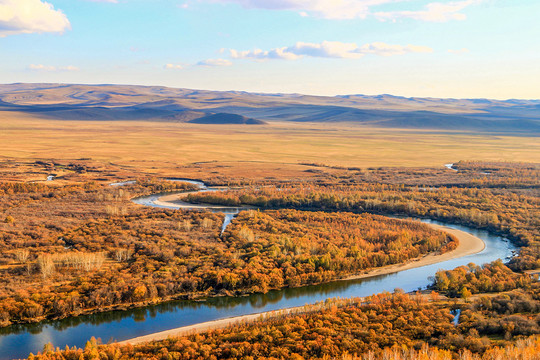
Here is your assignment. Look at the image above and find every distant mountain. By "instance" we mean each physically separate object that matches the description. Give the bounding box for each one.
[188,113,266,125]
[0,83,539,132]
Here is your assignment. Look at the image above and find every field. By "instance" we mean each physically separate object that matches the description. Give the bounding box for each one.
[0,105,538,360]
[1,111,539,181]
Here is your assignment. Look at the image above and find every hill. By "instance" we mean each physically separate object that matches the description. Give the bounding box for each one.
[0,83,539,132]
[188,113,266,124]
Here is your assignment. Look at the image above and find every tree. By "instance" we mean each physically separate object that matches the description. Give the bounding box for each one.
[460,287,472,302]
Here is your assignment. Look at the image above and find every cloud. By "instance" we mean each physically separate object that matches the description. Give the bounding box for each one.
[0,0,70,37]
[209,0,383,19]
[164,63,184,70]
[28,64,79,71]
[207,0,481,21]
[230,47,300,61]
[448,48,470,54]
[86,0,118,2]
[291,41,364,59]
[230,41,432,61]
[197,58,233,67]
[165,59,233,69]
[357,42,433,56]
[374,0,481,22]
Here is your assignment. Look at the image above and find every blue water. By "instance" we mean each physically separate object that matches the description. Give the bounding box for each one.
[452,309,462,326]
[0,218,515,360]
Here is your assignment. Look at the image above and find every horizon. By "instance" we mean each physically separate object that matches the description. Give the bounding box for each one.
[2,82,539,102]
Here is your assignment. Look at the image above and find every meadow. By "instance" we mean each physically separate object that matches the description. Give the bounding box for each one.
[1,111,539,181]
[0,110,538,360]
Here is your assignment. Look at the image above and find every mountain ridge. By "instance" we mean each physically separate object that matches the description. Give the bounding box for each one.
[1,83,539,132]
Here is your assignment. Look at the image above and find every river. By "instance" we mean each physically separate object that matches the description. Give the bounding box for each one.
[0,181,516,359]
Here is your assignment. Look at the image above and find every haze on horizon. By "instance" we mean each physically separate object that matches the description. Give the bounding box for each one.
[1,0,539,99]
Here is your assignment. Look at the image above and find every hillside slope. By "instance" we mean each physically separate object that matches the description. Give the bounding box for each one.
[0,83,539,132]
[188,113,266,124]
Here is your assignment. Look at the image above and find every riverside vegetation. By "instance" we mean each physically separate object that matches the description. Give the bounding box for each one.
[0,177,455,327]
[25,287,540,359]
[0,160,538,359]
[187,161,539,272]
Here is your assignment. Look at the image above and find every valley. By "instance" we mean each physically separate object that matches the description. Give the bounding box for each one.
[0,85,537,360]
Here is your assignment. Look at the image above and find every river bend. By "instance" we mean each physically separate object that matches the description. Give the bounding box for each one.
[0,180,516,359]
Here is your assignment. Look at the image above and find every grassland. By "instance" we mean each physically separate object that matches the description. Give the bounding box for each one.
[0,111,538,181]
[1,106,538,360]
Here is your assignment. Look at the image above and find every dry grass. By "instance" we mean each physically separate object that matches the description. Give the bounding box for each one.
[0,111,538,178]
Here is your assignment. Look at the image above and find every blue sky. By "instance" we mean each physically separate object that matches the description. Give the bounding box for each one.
[1,0,539,98]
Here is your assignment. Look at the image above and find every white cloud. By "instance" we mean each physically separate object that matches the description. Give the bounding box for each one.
[230,47,301,60]
[374,0,481,22]
[28,64,79,71]
[357,42,433,56]
[164,63,184,69]
[448,47,470,54]
[209,0,384,19]
[208,0,481,21]
[0,0,70,37]
[292,41,364,59]
[197,58,233,67]
[230,41,432,61]
[62,65,79,71]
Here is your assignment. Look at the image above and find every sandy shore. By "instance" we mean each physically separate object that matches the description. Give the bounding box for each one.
[117,305,309,346]
[118,223,485,346]
[154,191,251,211]
[343,223,485,282]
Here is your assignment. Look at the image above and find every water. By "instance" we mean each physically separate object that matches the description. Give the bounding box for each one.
[0,180,517,358]
[0,218,515,359]
[109,180,136,187]
[221,213,237,234]
[444,164,491,176]
[445,163,457,171]
[108,178,205,188]
[131,180,249,234]
[451,309,462,326]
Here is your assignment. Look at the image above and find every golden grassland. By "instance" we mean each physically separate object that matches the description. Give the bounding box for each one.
[1,111,538,179]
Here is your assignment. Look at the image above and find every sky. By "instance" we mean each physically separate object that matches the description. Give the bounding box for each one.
[0,0,539,99]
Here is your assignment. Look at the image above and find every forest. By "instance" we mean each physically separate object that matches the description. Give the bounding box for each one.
[434,260,534,297]
[0,178,453,327]
[0,160,537,360]
[187,161,540,274]
[24,288,540,359]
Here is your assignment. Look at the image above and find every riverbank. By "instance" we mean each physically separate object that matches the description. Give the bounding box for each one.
[117,304,311,346]
[343,224,485,282]
[153,190,251,211]
[118,223,485,346]
[154,191,487,279]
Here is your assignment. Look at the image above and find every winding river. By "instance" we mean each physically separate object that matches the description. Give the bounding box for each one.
[0,180,516,360]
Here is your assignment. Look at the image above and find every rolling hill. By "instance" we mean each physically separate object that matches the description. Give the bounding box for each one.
[0,83,539,132]
[188,113,266,125]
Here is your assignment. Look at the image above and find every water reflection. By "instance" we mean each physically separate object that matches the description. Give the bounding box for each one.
[1,274,396,340]
[0,218,516,359]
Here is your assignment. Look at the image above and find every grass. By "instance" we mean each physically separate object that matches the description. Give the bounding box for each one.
[1,111,538,178]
